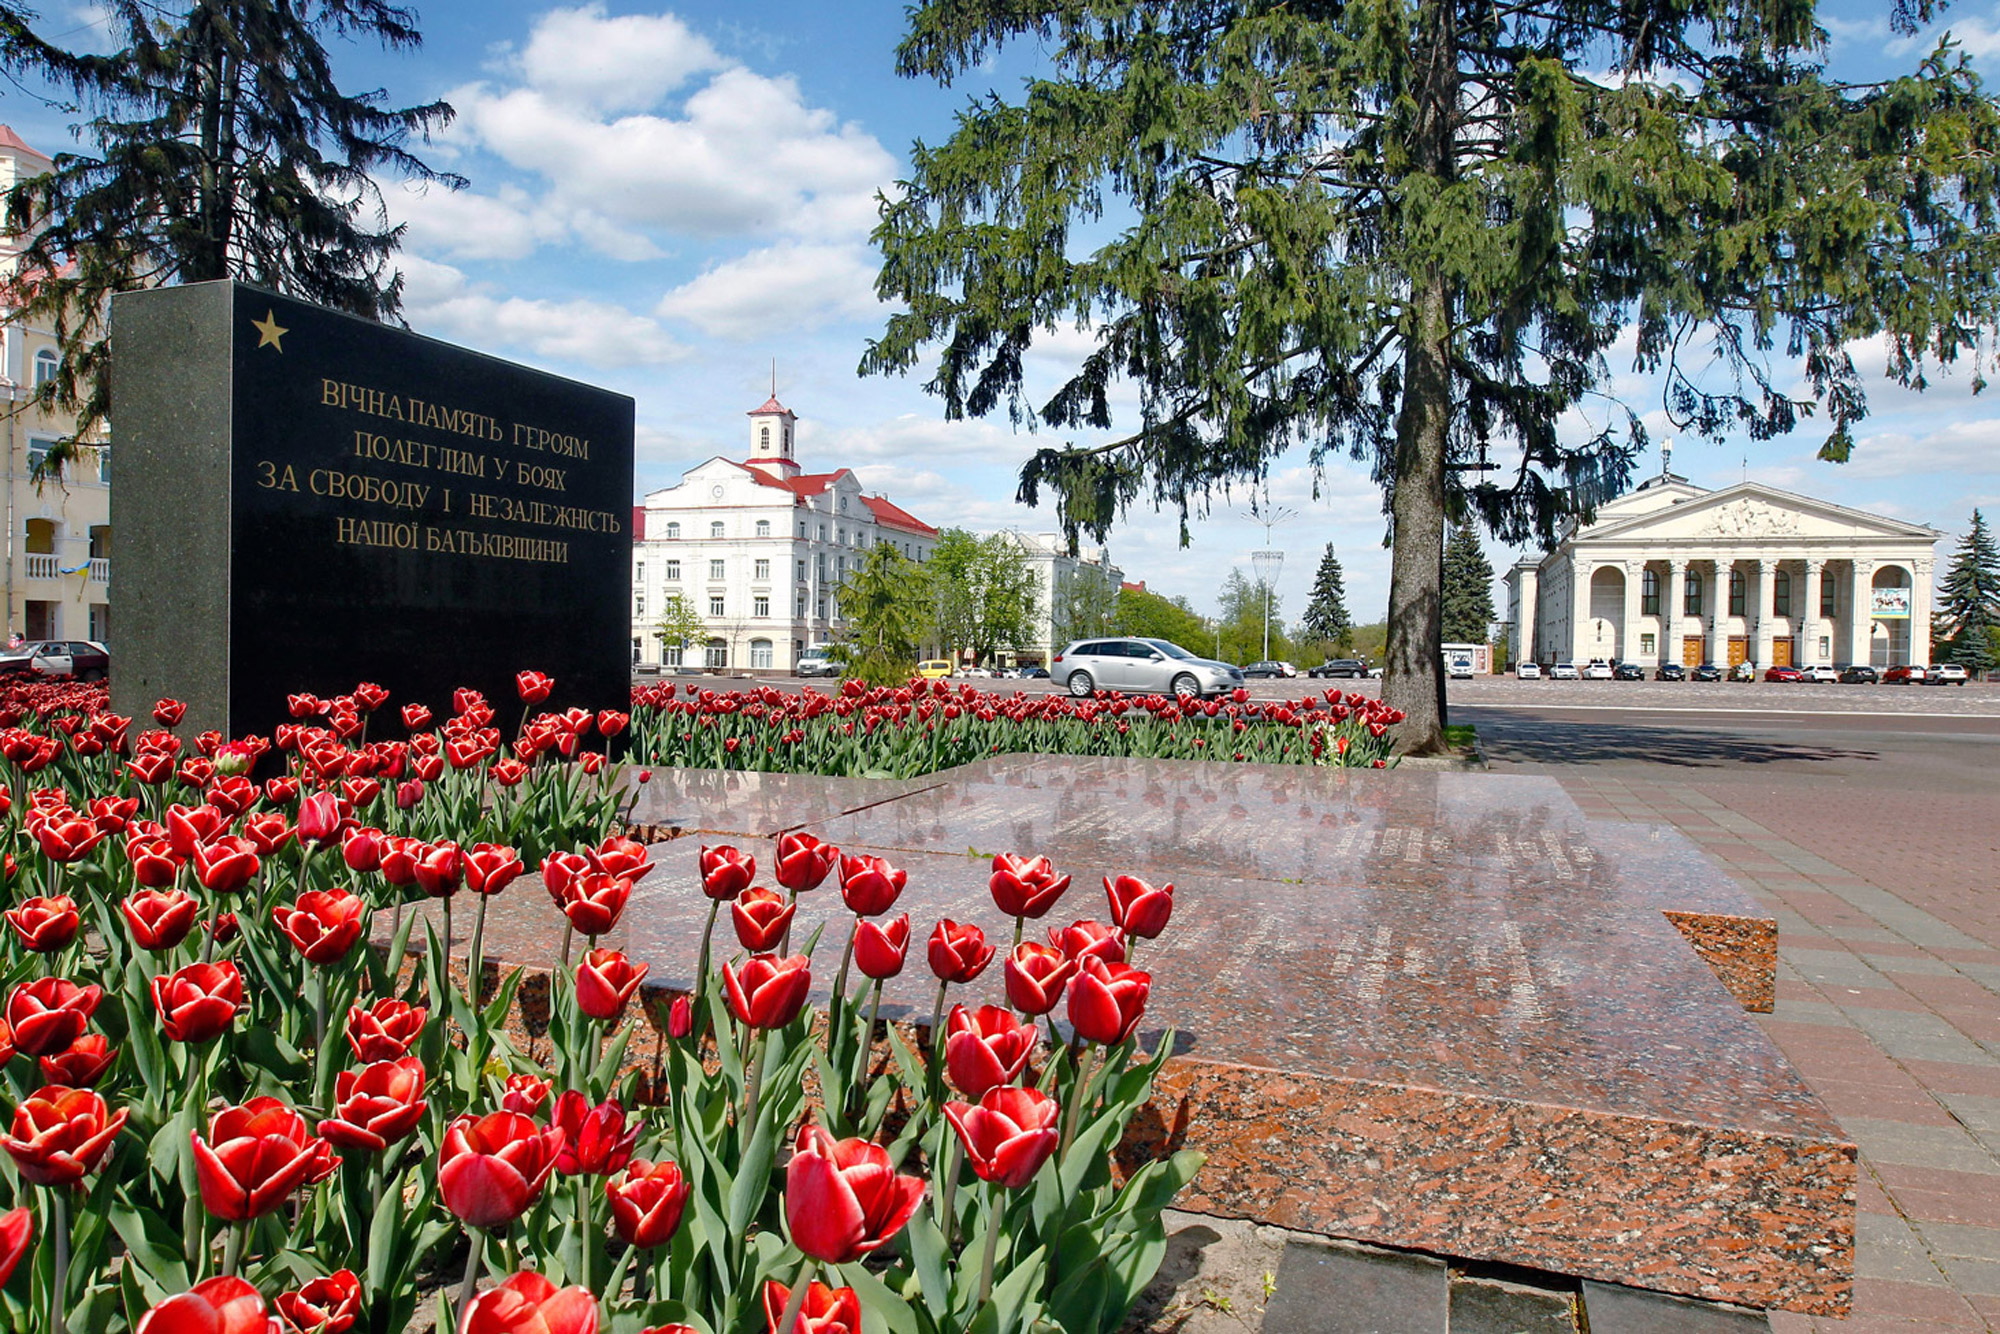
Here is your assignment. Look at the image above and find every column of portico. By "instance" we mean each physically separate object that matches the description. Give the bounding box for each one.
[1517,565,1539,666]
[1621,560,1643,662]
[1666,561,1687,666]
[1912,559,1934,664]
[1709,554,1731,665]
[1570,558,1591,663]
[1802,558,1824,665]
[1755,557,1778,667]
[1849,559,1874,668]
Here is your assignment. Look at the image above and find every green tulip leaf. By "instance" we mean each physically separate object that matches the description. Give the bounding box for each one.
[834,1257,928,1334]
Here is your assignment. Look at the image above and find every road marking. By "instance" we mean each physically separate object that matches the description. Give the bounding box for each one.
[1454,702,1999,721]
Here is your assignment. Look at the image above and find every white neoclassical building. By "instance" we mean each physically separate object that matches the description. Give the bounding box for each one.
[1002,532,1122,668]
[632,394,938,673]
[1505,473,1941,671]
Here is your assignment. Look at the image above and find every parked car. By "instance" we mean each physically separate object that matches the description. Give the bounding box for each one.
[1691,662,1723,682]
[1883,663,1927,684]
[1308,659,1370,678]
[1655,663,1686,681]
[1730,661,1758,682]
[959,666,994,679]
[0,641,46,678]
[1516,661,1541,680]
[1051,638,1244,699]
[1242,661,1289,679]
[1612,662,1646,681]
[1018,666,1050,679]
[794,646,842,678]
[915,660,954,680]
[1550,661,1580,680]
[1582,659,1614,680]
[1838,664,1878,684]
[1802,664,1839,684]
[1763,665,1805,682]
[1928,663,1969,686]
[21,641,109,681]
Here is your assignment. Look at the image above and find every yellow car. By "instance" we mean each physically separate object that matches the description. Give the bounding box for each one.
[915,660,954,680]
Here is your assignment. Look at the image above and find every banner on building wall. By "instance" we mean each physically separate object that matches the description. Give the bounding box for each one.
[1870,587,1911,619]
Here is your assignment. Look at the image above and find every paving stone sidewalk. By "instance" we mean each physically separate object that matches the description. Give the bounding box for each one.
[1514,754,2000,1333]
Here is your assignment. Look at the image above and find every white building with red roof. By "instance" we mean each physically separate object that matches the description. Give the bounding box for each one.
[631,393,939,672]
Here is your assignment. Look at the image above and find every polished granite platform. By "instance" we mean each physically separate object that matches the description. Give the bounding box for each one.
[469,758,1852,1315]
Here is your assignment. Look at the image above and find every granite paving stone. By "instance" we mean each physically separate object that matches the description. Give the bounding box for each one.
[1259,1241,1447,1334]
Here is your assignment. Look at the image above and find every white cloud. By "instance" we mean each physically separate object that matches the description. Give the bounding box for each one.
[391,181,565,261]
[656,241,882,339]
[397,256,686,368]
[517,6,723,113]
[1887,9,2000,59]
[1844,417,2000,479]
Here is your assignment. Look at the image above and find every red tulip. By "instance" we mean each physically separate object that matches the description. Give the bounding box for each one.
[576,949,648,1022]
[345,998,427,1063]
[1105,874,1174,939]
[288,693,323,719]
[501,1074,553,1115]
[838,852,906,916]
[773,831,837,894]
[926,919,994,984]
[240,810,294,855]
[0,1207,31,1290]
[6,976,103,1057]
[275,1268,362,1334]
[541,850,588,904]
[126,835,183,888]
[989,853,1071,919]
[516,670,555,703]
[457,1270,596,1334]
[723,953,811,1030]
[151,962,243,1044]
[5,895,79,953]
[379,835,423,886]
[206,776,257,816]
[153,697,188,727]
[589,836,652,882]
[699,844,755,900]
[439,1111,564,1229]
[2,1084,127,1186]
[319,1058,427,1153]
[38,1033,116,1087]
[297,791,347,846]
[596,709,629,737]
[607,1157,688,1250]
[783,1123,924,1264]
[123,888,201,953]
[666,994,693,1039]
[465,842,525,896]
[164,802,226,858]
[135,1276,271,1334]
[1048,919,1125,966]
[558,872,631,936]
[1067,956,1151,1046]
[208,912,240,945]
[192,1096,339,1220]
[193,836,260,894]
[943,1086,1061,1188]
[854,914,910,979]
[90,793,141,832]
[273,890,368,964]
[402,702,432,731]
[127,751,174,785]
[944,1004,1037,1098]
[33,816,104,863]
[763,1281,860,1334]
[413,841,462,897]
[731,886,794,952]
[340,826,384,873]
[551,1091,638,1177]
[264,776,301,805]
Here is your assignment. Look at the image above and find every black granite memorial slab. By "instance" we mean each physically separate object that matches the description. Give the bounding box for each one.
[110,281,634,738]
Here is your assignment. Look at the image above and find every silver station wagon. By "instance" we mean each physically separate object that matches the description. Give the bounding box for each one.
[1051,638,1245,699]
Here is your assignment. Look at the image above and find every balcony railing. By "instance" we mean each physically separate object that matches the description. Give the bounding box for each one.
[24,554,56,580]
[89,558,108,584]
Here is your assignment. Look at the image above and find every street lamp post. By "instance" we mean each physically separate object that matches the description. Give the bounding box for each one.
[1239,504,1297,664]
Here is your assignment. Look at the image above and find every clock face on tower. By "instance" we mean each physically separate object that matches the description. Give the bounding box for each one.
[712,484,725,499]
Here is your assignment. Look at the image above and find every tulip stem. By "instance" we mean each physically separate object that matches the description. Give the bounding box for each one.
[454,1228,484,1324]
[575,1176,592,1293]
[847,981,882,1118]
[220,1218,249,1278]
[559,920,574,971]
[440,897,454,1000]
[467,890,490,1008]
[46,1189,69,1334]
[695,899,720,993]
[936,1136,961,1251]
[772,1257,815,1334]
[976,1180,1002,1309]
[1012,915,1023,950]
[1059,1044,1100,1162]
[827,918,859,1058]
[926,980,949,1101]
[742,1030,768,1135]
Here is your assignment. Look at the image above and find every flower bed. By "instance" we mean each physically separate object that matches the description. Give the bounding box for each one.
[630,679,1403,778]
[0,673,1204,1334]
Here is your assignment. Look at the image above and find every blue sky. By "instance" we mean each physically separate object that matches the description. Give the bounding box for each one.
[8,0,2000,633]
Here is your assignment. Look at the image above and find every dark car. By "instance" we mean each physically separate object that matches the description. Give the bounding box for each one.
[1612,662,1646,681]
[1655,662,1686,681]
[1764,665,1805,683]
[1691,663,1723,682]
[0,642,43,678]
[1838,664,1878,684]
[1018,666,1050,679]
[14,640,110,681]
[1308,659,1369,678]
[1241,661,1288,679]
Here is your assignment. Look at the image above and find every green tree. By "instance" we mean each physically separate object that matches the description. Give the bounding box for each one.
[6,0,461,474]
[1216,568,1289,664]
[866,0,2000,753]
[926,529,1039,664]
[1299,544,1353,654]
[839,543,926,679]
[1441,527,1497,644]
[1112,587,1211,652]
[1050,563,1119,650]
[652,593,708,665]
[1939,509,2000,676]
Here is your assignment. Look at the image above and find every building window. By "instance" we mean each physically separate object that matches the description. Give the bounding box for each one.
[796,559,806,583]
[1729,569,1745,617]
[709,594,725,617]
[96,448,111,485]
[631,637,642,664]
[760,426,771,449]
[26,437,54,474]
[704,639,727,669]
[1641,568,1659,616]
[634,561,644,581]
[796,592,807,618]
[798,521,806,538]
[1685,573,1703,616]
[756,519,771,538]
[754,558,770,580]
[665,560,680,580]
[1820,578,1837,618]
[634,594,645,617]
[839,495,848,513]
[1640,632,1656,655]
[816,597,826,619]
[710,521,725,539]
[708,559,725,580]
[750,639,773,669]
[662,643,684,668]
[753,594,769,617]
[666,522,681,540]
[818,525,826,541]
[1773,571,1791,617]
[32,349,56,388]
[817,553,827,580]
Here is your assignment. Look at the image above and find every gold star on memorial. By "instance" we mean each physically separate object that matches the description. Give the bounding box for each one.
[251,309,288,351]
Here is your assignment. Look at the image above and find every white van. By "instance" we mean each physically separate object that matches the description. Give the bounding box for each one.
[795,645,841,679]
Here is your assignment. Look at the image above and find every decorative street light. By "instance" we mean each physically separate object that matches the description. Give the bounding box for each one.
[1240,504,1298,663]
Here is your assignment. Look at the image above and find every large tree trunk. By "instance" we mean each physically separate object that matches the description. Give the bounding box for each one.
[1383,270,1452,756]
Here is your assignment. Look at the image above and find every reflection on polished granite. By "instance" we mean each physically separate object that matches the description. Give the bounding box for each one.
[613,767,944,840]
[470,757,1850,1315]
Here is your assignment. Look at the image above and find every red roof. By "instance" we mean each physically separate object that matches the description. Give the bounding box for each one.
[863,494,939,537]
[746,395,794,417]
[0,125,48,161]
[631,506,645,540]
[1121,580,1147,594]
[740,462,842,497]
